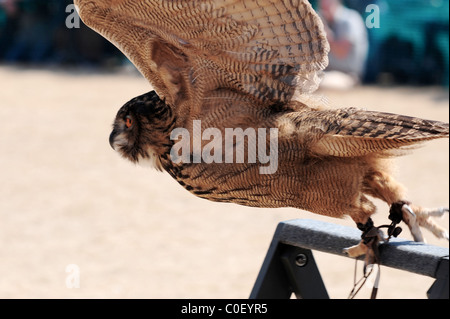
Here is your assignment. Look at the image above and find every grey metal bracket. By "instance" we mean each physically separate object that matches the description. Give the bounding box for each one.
[250,219,449,299]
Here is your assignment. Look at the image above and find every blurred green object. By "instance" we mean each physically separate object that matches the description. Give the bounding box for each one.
[310,0,449,85]
[370,0,449,85]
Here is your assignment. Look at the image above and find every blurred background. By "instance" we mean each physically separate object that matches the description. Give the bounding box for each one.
[1,0,448,85]
[0,0,448,299]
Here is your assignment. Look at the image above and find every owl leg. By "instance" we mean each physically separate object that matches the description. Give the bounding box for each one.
[363,169,449,243]
[344,195,402,259]
[344,196,383,259]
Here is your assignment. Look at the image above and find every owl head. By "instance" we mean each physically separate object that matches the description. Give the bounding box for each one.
[109,91,175,170]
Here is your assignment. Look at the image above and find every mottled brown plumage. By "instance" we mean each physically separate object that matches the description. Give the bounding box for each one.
[75,0,449,257]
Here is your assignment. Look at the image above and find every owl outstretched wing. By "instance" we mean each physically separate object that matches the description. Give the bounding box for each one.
[74,0,329,110]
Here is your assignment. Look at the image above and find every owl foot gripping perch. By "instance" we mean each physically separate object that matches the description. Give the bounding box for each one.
[344,201,449,260]
[345,201,448,299]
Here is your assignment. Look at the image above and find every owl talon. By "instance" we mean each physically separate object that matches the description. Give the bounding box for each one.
[402,204,415,218]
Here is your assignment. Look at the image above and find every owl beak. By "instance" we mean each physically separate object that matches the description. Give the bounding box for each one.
[109,130,117,150]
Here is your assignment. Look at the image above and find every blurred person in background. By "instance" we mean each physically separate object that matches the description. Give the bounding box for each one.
[319,0,369,89]
[1,0,57,63]
[0,0,122,66]
[0,0,20,58]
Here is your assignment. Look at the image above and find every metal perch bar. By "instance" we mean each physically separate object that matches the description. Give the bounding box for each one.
[250,219,449,299]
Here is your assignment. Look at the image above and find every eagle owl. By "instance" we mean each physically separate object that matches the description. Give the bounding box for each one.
[74,0,449,257]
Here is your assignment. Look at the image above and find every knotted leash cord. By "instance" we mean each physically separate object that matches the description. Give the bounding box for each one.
[348,257,375,299]
[348,202,405,299]
[348,235,380,299]
[348,259,382,299]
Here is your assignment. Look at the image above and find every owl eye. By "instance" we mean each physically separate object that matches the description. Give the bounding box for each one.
[125,117,133,128]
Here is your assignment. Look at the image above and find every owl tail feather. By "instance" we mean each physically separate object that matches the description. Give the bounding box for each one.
[311,109,449,158]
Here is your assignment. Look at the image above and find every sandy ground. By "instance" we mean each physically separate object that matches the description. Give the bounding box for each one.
[0,65,448,299]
